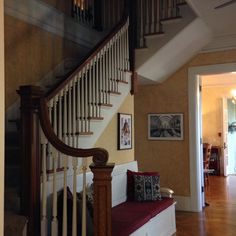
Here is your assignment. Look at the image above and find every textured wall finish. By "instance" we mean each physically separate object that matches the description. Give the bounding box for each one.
[95,95,135,165]
[135,48,236,197]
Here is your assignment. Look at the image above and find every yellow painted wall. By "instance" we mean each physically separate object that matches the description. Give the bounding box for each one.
[5,15,84,109]
[202,85,236,146]
[95,94,135,165]
[135,49,236,196]
[0,1,4,234]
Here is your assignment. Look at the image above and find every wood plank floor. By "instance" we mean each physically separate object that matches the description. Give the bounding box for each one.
[174,175,236,236]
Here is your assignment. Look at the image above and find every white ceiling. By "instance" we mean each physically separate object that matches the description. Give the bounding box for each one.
[187,0,236,36]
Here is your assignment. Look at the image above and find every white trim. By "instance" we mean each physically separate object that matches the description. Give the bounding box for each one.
[173,196,192,211]
[188,62,236,212]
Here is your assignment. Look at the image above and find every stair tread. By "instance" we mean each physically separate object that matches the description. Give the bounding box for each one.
[109,91,121,95]
[77,131,93,135]
[144,32,165,38]
[4,211,28,235]
[89,116,104,120]
[99,103,113,107]
[160,16,182,24]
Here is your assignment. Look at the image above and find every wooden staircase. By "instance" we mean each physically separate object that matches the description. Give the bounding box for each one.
[4,0,196,235]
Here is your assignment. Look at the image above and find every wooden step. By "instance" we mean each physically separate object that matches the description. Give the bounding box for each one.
[4,211,28,236]
[144,31,165,39]
[109,91,121,95]
[76,131,94,136]
[160,16,182,24]
[99,103,113,107]
[116,80,128,84]
[5,187,20,213]
[88,116,104,121]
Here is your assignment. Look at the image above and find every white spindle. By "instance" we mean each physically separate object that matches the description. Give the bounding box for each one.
[41,131,47,236]
[105,46,109,104]
[72,158,78,236]
[89,61,92,120]
[108,41,112,94]
[72,77,76,137]
[82,158,87,236]
[47,103,53,171]
[84,66,88,132]
[58,92,63,169]
[77,72,81,133]
[81,68,85,132]
[51,98,58,236]
[92,59,96,118]
[96,54,100,117]
[62,88,68,236]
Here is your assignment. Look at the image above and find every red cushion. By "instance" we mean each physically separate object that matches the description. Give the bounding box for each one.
[112,197,174,236]
[127,170,160,201]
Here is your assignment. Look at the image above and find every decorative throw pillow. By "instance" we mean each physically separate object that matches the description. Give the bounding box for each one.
[134,174,162,201]
[127,170,159,201]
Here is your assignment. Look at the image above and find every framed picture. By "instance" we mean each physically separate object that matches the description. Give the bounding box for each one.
[148,113,183,140]
[118,113,132,150]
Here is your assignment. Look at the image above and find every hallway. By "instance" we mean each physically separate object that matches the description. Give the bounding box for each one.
[174,175,236,236]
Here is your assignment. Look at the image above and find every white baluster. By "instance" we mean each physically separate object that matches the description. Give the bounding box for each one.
[51,97,58,236]
[58,91,63,169]
[62,88,68,236]
[81,68,85,132]
[63,87,68,145]
[47,101,53,171]
[89,61,92,122]
[41,131,47,236]
[82,158,87,236]
[62,154,68,236]
[72,77,76,138]
[96,54,100,117]
[100,50,104,105]
[108,41,112,95]
[77,72,81,133]
[72,158,78,236]
[92,58,96,118]
[84,65,88,132]
[114,35,118,92]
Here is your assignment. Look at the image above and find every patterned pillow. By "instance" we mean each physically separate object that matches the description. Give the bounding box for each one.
[134,174,161,201]
[127,170,159,201]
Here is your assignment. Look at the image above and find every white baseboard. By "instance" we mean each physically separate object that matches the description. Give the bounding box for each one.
[173,195,192,211]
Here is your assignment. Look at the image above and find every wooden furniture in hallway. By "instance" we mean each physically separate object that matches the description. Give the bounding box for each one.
[174,175,236,236]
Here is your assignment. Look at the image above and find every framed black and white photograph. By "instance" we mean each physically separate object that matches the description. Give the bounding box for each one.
[148,113,183,140]
[118,113,132,150]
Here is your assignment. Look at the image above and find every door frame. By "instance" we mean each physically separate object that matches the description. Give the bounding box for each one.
[188,62,236,212]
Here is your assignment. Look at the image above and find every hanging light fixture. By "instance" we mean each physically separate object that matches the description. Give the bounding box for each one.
[231,89,236,104]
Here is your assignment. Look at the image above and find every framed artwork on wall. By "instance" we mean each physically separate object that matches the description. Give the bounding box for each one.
[118,113,132,150]
[148,113,183,140]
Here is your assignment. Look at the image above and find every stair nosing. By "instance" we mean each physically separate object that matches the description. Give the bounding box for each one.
[160,16,182,24]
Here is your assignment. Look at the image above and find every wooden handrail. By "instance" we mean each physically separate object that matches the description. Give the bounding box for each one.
[46,0,128,101]
[39,97,108,165]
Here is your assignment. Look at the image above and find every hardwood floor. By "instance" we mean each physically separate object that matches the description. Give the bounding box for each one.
[174,175,236,236]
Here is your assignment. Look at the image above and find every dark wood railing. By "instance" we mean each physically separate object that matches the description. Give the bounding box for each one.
[19,85,115,236]
[18,1,129,236]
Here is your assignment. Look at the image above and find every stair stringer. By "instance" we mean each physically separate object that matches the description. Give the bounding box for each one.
[136,3,196,69]
[78,72,132,148]
[136,18,212,84]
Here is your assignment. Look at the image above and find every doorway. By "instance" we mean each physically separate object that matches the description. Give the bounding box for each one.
[188,62,236,212]
[201,74,236,178]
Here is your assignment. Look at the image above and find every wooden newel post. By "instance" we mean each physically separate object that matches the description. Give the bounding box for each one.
[90,163,115,236]
[18,85,44,236]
